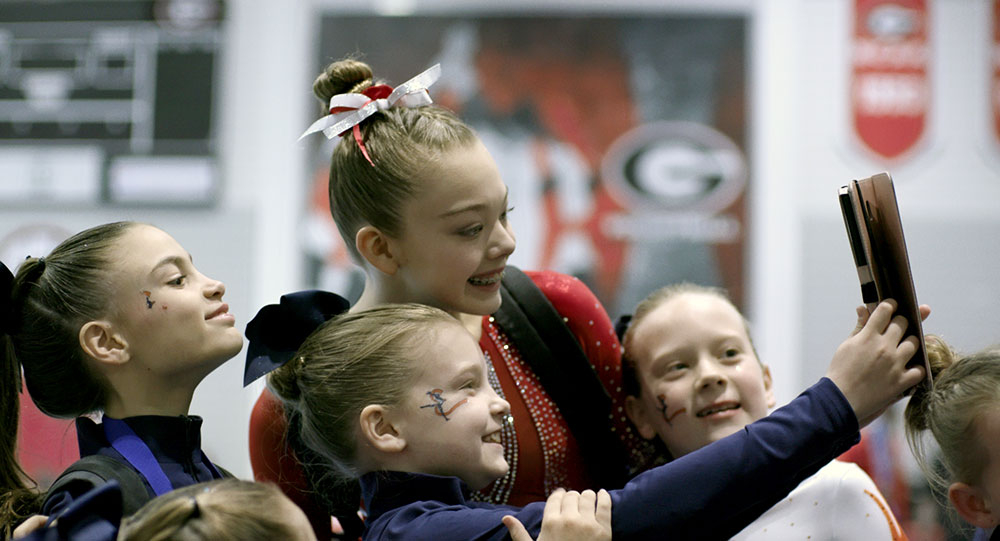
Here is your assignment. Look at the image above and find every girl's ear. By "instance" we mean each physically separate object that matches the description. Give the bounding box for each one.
[79,320,130,367]
[949,482,997,529]
[761,365,776,409]
[624,394,658,441]
[356,226,399,276]
[359,404,406,453]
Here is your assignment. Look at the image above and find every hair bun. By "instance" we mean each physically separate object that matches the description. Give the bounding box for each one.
[923,334,956,382]
[313,59,375,105]
[905,334,955,431]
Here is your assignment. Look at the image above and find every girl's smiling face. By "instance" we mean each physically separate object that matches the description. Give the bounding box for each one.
[387,321,511,490]
[625,292,775,458]
[386,138,516,316]
[107,224,244,383]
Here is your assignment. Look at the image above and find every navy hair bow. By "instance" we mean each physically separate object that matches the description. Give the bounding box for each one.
[242,290,351,387]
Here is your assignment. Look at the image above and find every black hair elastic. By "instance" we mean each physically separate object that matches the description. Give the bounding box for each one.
[614,314,632,342]
[189,496,201,519]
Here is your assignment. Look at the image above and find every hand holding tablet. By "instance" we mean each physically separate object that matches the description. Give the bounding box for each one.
[838,172,932,389]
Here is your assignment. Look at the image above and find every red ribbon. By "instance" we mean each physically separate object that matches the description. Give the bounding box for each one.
[328,85,394,167]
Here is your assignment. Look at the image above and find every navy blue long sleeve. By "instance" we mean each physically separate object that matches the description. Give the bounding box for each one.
[361,378,860,541]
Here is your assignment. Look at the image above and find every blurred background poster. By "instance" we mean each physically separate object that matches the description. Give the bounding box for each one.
[0,0,224,207]
[303,14,750,320]
[2,0,227,486]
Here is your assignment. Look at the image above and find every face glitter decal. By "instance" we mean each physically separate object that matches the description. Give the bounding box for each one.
[656,394,686,426]
[420,388,468,421]
[143,290,155,309]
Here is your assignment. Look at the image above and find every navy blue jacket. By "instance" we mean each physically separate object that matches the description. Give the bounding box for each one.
[41,415,224,517]
[361,378,859,541]
[972,526,997,540]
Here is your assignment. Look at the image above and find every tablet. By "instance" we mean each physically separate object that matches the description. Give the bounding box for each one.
[838,172,931,388]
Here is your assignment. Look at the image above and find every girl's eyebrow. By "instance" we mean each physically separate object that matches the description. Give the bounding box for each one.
[438,203,487,218]
[647,353,676,373]
[437,189,509,218]
[446,361,483,384]
[150,253,193,274]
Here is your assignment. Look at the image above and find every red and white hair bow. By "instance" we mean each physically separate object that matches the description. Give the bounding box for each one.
[299,64,441,165]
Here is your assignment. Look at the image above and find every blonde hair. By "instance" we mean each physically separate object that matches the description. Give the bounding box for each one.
[904,335,1000,496]
[117,479,302,541]
[268,303,458,480]
[621,282,757,397]
[313,58,477,263]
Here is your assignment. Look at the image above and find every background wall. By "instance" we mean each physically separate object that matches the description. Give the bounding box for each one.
[4,1,997,532]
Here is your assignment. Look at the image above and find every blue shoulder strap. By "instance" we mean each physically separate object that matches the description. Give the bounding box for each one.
[101,417,174,497]
[101,416,225,497]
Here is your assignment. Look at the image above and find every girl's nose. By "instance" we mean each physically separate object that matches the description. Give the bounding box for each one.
[696,360,727,390]
[488,222,516,260]
[204,276,226,299]
[489,388,511,417]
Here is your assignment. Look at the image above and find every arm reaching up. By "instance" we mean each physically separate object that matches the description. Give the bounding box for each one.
[826,300,927,427]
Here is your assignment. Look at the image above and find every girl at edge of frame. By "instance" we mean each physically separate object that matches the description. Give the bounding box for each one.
[0,221,242,532]
[245,57,652,536]
[265,298,925,540]
[116,479,317,541]
[0,270,43,538]
[903,335,1000,541]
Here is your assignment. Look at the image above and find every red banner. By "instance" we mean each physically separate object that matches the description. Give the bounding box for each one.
[852,0,929,160]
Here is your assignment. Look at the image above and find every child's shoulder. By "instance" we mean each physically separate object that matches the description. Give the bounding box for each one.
[795,459,877,494]
[43,454,152,517]
[518,269,605,318]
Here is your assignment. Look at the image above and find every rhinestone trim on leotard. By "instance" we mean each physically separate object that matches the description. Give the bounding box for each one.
[470,350,517,504]
[486,318,571,496]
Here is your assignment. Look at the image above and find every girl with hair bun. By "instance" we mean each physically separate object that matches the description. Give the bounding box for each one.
[903,335,1000,540]
[246,56,646,538]
[0,221,242,531]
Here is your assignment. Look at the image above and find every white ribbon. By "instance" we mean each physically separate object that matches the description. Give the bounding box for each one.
[298,63,442,141]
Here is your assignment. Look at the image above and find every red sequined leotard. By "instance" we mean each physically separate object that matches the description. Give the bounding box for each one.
[472,270,655,506]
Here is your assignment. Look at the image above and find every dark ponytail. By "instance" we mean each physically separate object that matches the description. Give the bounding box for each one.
[11,222,134,418]
[1,222,137,533]
[0,262,41,536]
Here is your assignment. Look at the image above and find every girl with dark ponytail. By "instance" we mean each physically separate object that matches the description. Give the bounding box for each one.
[1,221,243,533]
